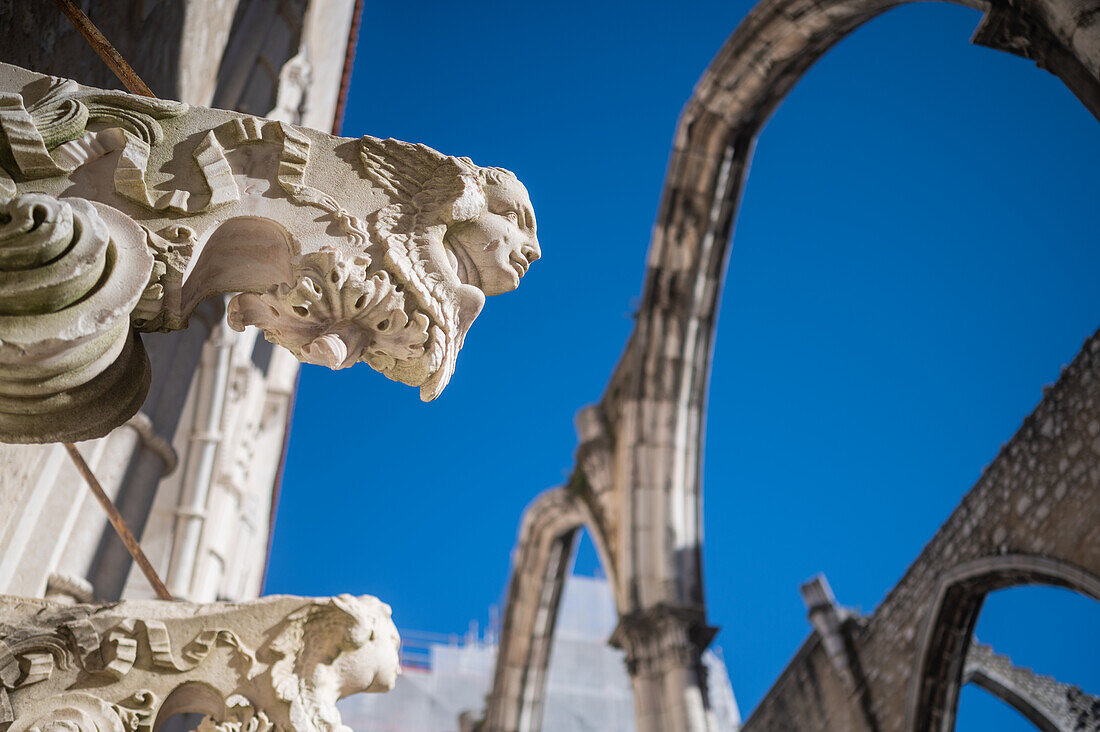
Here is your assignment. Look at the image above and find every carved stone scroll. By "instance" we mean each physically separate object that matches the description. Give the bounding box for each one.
[0,195,153,443]
[0,593,400,732]
[0,62,540,442]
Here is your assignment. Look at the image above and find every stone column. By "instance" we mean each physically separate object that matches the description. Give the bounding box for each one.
[88,297,225,601]
[612,607,719,732]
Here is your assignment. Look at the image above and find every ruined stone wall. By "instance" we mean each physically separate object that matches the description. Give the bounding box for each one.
[744,330,1100,731]
[965,642,1100,731]
[479,0,1099,724]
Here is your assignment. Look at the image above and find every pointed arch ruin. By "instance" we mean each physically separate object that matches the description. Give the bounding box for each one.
[477,0,1099,728]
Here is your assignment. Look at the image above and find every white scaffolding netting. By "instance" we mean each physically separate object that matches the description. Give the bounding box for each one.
[338,573,740,731]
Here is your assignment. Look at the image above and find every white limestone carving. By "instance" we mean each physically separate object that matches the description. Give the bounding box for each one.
[0,62,540,441]
[0,194,154,443]
[0,593,400,732]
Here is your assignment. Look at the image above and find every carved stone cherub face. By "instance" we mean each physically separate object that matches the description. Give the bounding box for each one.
[331,595,402,697]
[445,169,540,297]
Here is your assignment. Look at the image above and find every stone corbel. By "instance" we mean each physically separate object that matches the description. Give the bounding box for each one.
[0,593,400,732]
[0,62,541,442]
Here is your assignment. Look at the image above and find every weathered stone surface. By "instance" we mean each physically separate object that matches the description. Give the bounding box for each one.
[0,62,540,441]
[742,331,1100,732]
[0,0,243,107]
[0,195,154,443]
[965,642,1100,732]
[0,593,400,731]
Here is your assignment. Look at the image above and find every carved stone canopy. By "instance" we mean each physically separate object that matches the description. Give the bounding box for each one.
[0,593,400,732]
[0,62,540,442]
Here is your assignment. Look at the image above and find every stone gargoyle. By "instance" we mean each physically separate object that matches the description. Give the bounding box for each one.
[0,593,400,732]
[0,62,540,442]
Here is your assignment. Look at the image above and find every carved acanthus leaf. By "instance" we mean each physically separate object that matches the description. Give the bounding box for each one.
[0,77,186,195]
[132,225,196,332]
[227,248,430,370]
[196,697,273,732]
[28,78,187,148]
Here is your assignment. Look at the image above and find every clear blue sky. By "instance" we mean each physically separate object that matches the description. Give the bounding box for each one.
[264,1,1099,727]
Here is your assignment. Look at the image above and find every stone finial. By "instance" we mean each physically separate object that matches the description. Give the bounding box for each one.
[0,593,400,732]
[800,574,856,684]
[0,62,540,442]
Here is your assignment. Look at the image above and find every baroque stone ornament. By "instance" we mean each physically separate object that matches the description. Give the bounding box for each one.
[0,593,400,732]
[0,62,540,442]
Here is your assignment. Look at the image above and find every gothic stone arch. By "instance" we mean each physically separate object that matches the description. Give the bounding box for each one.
[479,487,585,732]
[908,555,1100,732]
[479,0,1099,728]
[963,641,1100,732]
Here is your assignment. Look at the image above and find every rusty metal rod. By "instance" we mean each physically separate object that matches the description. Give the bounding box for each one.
[54,0,171,601]
[51,0,156,98]
[63,443,174,601]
